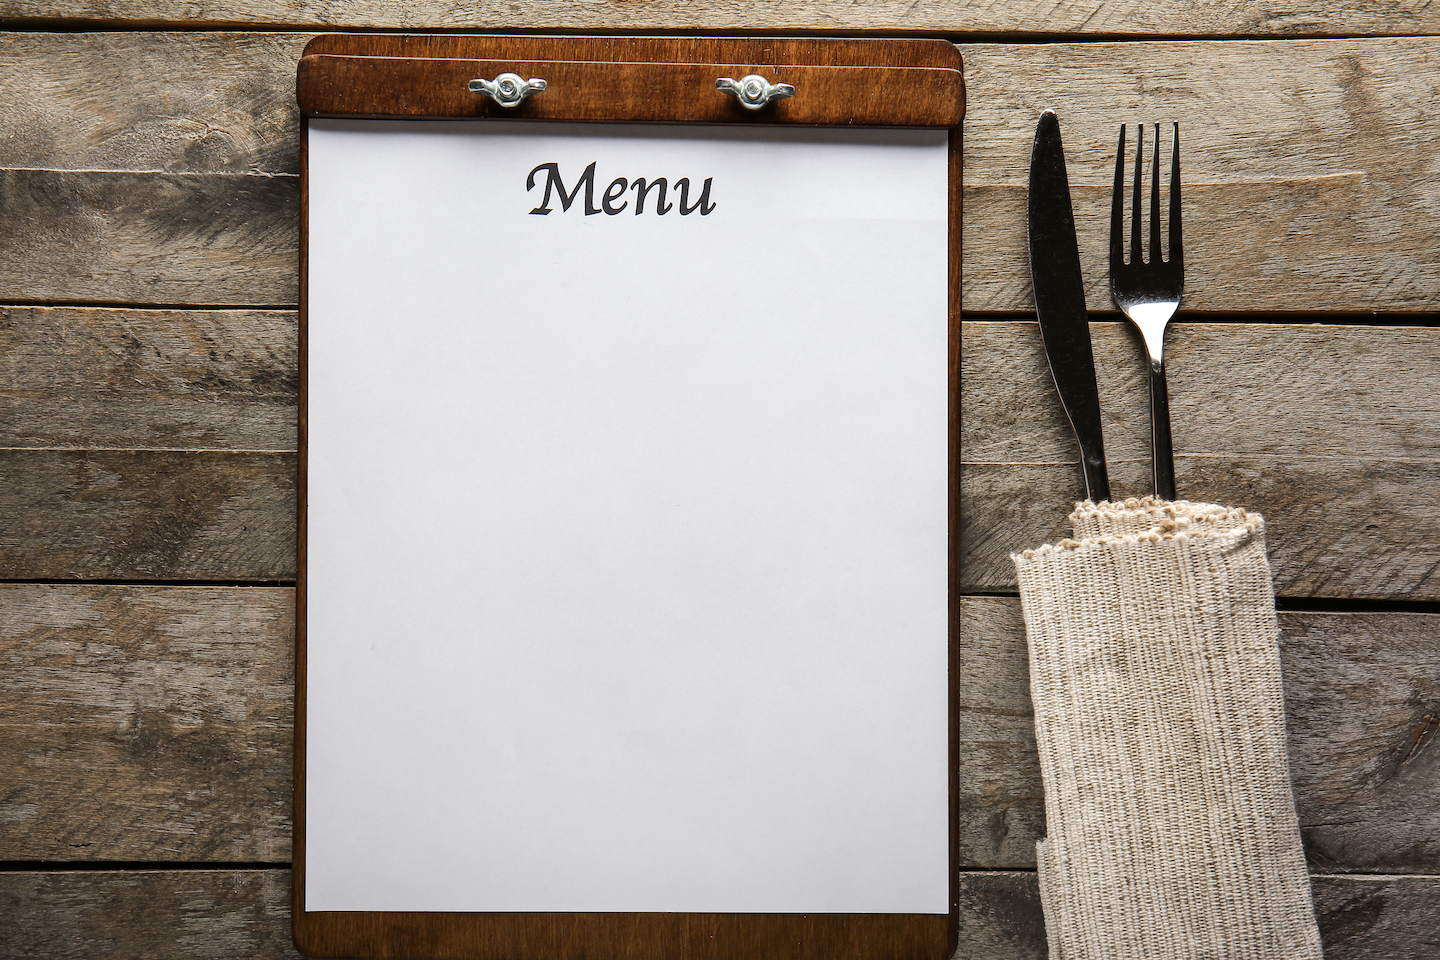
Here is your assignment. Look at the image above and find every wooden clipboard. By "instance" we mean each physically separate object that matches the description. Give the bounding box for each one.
[294,34,964,960]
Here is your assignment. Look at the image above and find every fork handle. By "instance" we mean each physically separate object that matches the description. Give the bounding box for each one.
[1148,356,1177,501]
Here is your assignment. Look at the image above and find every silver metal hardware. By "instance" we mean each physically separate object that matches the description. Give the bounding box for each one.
[468,73,547,108]
[716,74,795,110]
[1109,121,1184,501]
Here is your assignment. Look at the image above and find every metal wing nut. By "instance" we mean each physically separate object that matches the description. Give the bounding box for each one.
[469,73,547,108]
[716,74,796,110]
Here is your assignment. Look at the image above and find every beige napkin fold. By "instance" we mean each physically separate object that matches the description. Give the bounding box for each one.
[1012,498,1323,960]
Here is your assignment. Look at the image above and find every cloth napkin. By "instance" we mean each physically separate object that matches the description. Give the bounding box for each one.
[1012,498,1324,960]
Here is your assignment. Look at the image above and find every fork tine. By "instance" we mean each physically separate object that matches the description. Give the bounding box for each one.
[1169,122,1183,267]
[1111,125,1127,268]
[1108,118,1182,500]
[1150,123,1162,264]
[1131,123,1143,265]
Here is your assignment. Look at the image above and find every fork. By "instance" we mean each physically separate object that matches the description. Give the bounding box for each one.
[1110,122,1184,501]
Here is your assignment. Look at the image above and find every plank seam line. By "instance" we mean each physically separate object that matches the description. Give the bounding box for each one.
[0,166,296,178]
[0,579,295,587]
[952,869,1440,880]
[0,861,290,873]
[2,22,1437,41]
[961,314,1440,326]
[0,303,297,314]
[0,301,301,311]
[1274,597,1440,614]
[961,593,1440,614]
[950,32,1440,43]
[964,172,1365,187]
[959,455,1440,465]
[0,447,294,454]
[1182,452,1440,465]
[960,459,1132,467]
[1,864,1434,878]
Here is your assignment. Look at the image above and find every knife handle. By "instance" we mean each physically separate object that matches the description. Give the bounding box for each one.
[1149,357,1176,501]
[1079,438,1110,505]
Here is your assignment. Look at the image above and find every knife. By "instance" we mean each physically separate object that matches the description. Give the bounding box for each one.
[1028,109,1111,503]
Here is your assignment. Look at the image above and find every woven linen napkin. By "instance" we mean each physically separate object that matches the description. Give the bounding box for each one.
[1012,498,1323,960]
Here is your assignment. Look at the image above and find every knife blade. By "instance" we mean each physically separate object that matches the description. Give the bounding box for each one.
[1028,109,1111,503]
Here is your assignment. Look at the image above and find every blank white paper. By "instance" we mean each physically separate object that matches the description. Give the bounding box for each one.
[304,119,950,914]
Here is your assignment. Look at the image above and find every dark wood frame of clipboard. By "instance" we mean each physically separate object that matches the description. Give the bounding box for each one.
[294,33,965,960]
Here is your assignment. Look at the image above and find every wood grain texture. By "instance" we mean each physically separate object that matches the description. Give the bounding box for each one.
[0,585,293,861]
[0,450,295,580]
[299,57,964,126]
[1,0,1438,35]
[959,38,1440,313]
[6,34,1440,312]
[954,873,1440,960]
[1283,612,1440,875]
[964,458,1440,599]
[295,34,965,131]
[0,32,306,174]
[3,593,1431,871]
[960,321,1440,599]
[292,41,965,953]
[0,306,296,450]
[0,318,1429,588]
[0,18,1434,957]
[957,597,1440,874]
[0,167,297,306]
[296,912,952,960]
[301,33,962,65]
[0,869,301,960]
[0,870,1434,960]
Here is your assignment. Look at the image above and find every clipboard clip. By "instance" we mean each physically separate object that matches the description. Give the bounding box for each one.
[716,74,795,110]
[469,72,548,107]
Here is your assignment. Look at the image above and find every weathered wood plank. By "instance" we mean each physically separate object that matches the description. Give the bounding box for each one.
[5,34,1440,312]
[1,0,1437,35]
[0,168,297,306]
[955,871,1049,960]
[0,321,1432,589]
[0,869,301,960]
[0,319,1431,592]
[0,450,295,581]
[964,458,1440,598]
[0,33,306,174]
[955,873,1440,960]
[959,38,1440,313]
[0,585,293,862]
[960,321,1440,599]
[958,597,1440,875]
[957,598,1045,872]
[1310,876,1440,960]
[4,590,1432,870]
[964,323,1440,466]
[0,306,296,450]
[0,870,1431,959]
[1284,613,1440,876]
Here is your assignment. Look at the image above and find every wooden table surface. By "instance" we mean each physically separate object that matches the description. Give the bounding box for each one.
[1,4,1438,958]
